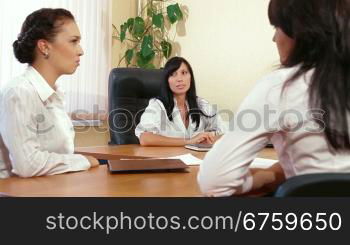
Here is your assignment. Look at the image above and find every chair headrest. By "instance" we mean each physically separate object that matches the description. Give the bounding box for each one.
[108,68,163,99]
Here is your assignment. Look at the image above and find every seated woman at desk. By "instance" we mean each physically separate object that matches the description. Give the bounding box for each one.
[135,56,227,146]
[0,8,99,178]
[198,0,350,196]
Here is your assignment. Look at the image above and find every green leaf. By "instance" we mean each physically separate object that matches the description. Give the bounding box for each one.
[125,49,134,65]
[167,3,183,24]
[132,17,145,39]
[160,41,172,58]
[152,13,164,29]
[120,23,127,42]
[127,18,134,32]
[141,35,154,58]
[147,7,153,17]
[136,51,155,68]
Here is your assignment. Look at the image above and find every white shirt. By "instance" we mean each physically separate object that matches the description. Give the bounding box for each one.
[0,66,90,178]
[135,98,227,139]
[198,67,350,196]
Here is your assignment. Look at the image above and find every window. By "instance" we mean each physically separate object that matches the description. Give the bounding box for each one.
[0,0,112,116]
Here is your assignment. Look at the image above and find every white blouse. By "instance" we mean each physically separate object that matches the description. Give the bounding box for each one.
[0,66,90,178]
[198,66,350,196]
[135,98,227,140]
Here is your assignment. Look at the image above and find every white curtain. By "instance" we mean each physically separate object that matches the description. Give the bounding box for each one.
[0,0,112,115]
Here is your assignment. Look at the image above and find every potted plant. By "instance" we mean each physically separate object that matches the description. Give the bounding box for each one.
[112,0,185,69]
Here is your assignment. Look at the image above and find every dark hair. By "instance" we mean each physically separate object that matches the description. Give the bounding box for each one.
[268,0,350,151]
[158,57,212,130]
[13,8,75,64]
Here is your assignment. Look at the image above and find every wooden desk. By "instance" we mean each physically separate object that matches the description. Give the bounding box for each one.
[74,145,208,160]
[0,145,277,197]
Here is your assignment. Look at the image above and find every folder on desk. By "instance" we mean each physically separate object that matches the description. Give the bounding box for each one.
[108,159,189,173]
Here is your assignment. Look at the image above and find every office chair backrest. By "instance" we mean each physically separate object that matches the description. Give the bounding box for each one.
[274,173,350,197]
[108,68,163,144]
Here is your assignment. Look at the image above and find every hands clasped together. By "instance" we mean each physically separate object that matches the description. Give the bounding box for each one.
[186,132,216,145]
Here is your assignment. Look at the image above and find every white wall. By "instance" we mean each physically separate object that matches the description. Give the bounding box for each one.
[111,0,138,67]
[173,0,280,115]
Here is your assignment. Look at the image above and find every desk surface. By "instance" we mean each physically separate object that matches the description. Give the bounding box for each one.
[0,145,277,197]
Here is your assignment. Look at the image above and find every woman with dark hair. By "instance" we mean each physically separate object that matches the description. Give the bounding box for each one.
[135,56,226,146]
[0,8,99,178]
[198,0,350,196]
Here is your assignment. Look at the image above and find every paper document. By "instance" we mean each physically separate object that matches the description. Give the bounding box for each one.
[164,154,277,168]
[122,154,277,168]
[164,154,203,165]
[250,158,278,169]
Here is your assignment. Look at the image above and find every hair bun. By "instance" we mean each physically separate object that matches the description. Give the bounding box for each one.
[12,39,31,64]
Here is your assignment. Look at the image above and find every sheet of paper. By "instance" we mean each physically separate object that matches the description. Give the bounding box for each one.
[165,154,277,168]
[164,154,203,166]
[250,158,278,169]
[121,154,277,168]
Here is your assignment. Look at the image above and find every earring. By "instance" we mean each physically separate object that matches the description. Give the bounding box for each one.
[43,51,49,59]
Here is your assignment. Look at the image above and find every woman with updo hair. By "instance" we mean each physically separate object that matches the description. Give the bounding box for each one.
[0,8,99,178]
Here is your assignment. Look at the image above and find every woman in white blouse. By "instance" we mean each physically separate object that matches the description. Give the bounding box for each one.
[198,0,350,196]
[135,57,226,146]
[0,8,99,178]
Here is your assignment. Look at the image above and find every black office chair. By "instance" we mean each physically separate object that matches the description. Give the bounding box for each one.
[274,173,350,197]
[108,68,163,145]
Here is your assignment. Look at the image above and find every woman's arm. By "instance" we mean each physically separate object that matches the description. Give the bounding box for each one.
[0,87,93,177]
[139,132,187,146]
[136,99,217,146]
[139,132,215,146]
[212,134,223,143]
[198,74,282,196]
[250,163,286,193]
[0,135,11,173]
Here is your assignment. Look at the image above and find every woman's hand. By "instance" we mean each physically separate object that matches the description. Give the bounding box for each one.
[249,163,285,194]
[187,132,216,145]
[85,155,100,168]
